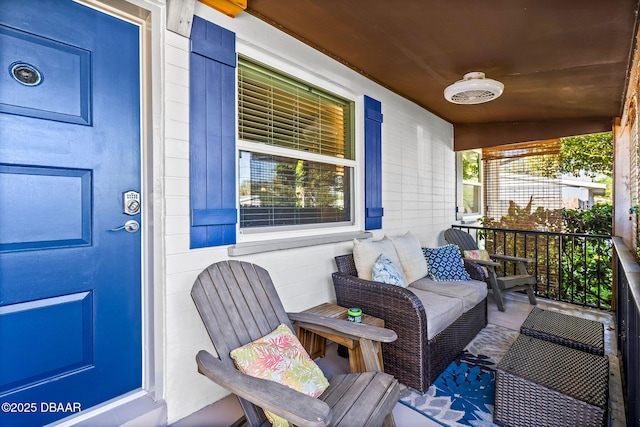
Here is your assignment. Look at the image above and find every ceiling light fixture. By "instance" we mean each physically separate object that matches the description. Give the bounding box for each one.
[444,72,504,104]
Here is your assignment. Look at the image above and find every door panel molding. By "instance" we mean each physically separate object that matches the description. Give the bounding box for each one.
[0,292,93,395]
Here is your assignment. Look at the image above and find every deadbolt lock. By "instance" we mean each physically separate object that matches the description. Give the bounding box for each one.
[123,191,141,215]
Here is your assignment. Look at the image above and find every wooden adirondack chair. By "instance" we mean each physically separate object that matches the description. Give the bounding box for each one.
[444,228,537,312]
[191,260,400,427]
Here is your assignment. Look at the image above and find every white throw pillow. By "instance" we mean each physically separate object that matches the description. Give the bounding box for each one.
[387,232,429,283]
[352,238,405,282]
[372,254,408,288]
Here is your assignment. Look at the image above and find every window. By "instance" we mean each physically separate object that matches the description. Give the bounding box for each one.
[459,150,482,216]
[237,58,355,231]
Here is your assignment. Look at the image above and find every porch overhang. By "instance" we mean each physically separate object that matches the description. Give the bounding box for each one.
[243,0,640,149]
[453,118,614,151]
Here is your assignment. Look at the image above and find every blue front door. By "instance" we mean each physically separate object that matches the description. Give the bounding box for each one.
[0,1,142,425]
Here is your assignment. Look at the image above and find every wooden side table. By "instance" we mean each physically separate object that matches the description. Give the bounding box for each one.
[296,302,385,373]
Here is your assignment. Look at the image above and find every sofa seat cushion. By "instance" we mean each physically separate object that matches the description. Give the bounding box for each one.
[410,277,488,312]
[409,287,464,340]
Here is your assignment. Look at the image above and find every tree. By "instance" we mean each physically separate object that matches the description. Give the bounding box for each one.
[562,203,612,235]
[535,132,613,179]
[479,132,614,308]
[462,151,480,181]
[558,132,613,178]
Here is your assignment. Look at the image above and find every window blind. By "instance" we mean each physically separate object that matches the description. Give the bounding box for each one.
[483,140,562,230]
[238,58,354,160]
[630,99,639,251]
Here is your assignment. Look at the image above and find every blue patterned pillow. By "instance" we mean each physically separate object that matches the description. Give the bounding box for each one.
[372,254,408,288]
[422,245,471,281]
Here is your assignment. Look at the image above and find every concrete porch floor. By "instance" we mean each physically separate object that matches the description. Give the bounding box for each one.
[172,292,625,427]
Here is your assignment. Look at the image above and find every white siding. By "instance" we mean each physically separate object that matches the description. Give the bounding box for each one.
[161,5,455,423]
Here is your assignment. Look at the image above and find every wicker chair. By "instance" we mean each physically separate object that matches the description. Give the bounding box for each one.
[444,228,537,312]
[332,254,487,393]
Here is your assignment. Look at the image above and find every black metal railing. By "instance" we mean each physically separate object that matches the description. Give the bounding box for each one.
[613,237,640,427]
[452,225,613,310]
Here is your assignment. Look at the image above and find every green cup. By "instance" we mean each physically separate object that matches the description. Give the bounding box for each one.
[347,307,362,323]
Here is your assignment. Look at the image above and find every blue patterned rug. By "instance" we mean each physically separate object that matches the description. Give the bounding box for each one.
[398,324,519,427]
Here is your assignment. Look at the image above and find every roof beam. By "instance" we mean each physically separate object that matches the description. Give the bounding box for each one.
[167,0,196,37]
[453,118,614,151]
[199,0,247,17]
[167,0,247,38]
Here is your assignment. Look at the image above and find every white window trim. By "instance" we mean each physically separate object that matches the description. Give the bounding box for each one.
[237,140,357,170]
[456,149,483,221]
[234,43,364,244]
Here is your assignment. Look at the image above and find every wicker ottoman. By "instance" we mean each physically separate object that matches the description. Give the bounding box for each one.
[495,335,609,427]
[520,307,604,356]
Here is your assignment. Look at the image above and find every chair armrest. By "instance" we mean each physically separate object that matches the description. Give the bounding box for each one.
[331,272,428,372]
[464,258,501,267]
[463,259,486,281]
[490,254,535,263]
[196,350,331,427]
[288,312,398,343]
[331,272,426,331]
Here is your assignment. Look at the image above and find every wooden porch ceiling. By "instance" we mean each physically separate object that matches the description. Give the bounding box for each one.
[245,0,640,150]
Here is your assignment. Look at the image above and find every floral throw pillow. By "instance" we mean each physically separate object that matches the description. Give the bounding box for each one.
[372,254,409,288]
[422,245,471,281]
[230,324,329,427]
[463,249,491,278]
[463,249,491,262]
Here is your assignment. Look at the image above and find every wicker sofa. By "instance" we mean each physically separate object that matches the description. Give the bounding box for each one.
[333,253,487,393]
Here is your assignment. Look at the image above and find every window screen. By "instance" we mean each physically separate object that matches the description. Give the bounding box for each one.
[239,152,351,228]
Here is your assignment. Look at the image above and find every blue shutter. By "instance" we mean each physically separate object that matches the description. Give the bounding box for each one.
[189,17,237,248]
[364,96,383,230]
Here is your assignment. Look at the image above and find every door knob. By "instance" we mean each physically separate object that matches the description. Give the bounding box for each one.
[110,219,140,233]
